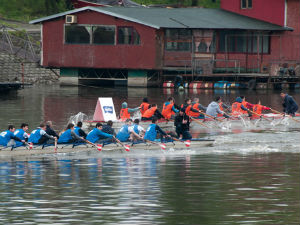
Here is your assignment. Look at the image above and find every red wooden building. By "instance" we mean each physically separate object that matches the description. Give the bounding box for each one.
[30,4,296,87]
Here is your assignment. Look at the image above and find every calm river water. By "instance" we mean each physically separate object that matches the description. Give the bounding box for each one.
[0,85,299,225]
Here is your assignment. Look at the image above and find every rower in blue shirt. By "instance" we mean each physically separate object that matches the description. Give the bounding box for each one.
[116,119,142,142]
[144,117,171,142]
[58,123,85,144]
[86,122,114,143]
[74,121,87,138]
[14,123,29,147]
[28,123,57,145]
[0,125,25,147]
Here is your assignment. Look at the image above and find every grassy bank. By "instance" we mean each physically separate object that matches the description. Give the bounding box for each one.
[0,0,220,22]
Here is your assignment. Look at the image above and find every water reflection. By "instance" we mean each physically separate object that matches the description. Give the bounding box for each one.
[0,153,299,225]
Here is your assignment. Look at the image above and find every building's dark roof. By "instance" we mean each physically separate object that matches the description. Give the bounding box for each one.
[30,6,292,31]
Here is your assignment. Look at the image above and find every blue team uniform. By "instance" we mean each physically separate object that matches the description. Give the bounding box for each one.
[116,125,130,142]
[0,130,16,147]
[14,129,27,147]
[133,124,139,135]
[86,128,113,143]
[144,124,157,141]
[28,129,42,144]
[58,129,73,144]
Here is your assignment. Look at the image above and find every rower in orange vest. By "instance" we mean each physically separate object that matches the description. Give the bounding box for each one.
[162,97,179,120]
[217,98,231,117]
[181,98,199,116]
[231,97,249,116]
[189,98,207,119]
[252,100,271,119]
[119,102,140,121]
[141,104,164,121]
[240,96,254,114]
[140,97,150,117]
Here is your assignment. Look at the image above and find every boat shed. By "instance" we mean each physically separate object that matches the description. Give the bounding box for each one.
[30,6,291,86]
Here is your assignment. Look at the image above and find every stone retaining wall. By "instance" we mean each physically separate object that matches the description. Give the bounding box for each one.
[0,52,59,84]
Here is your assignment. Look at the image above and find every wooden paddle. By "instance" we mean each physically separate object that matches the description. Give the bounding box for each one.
[190,117,210,128]
[170,137,191,147]
[247,109,272,122]
[144,139,166,150]
[271,108,300,123]
[113,137,130,151]
[54,138,58,151]
[196,110,223,122]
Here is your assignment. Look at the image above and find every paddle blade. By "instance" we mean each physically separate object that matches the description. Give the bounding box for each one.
[29,142,33,150]
[125,145,130,152]
[97,144,103,151]
[160,143,166,150]
[184,140,191,147]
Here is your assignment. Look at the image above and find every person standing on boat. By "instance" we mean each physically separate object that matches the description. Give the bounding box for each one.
[58,123,85,144]
[231,97,250,116]
[141,104,164,121]
[74,121,87,138]
[144,117,171,142]
[14,123,30,147]
[102,120,116,136]
[28,123,57,145]
[174,108,192,140]
[280,92,299,116]
[120,102,140,121]
[86,122,114,144]
[189,98,207,119]
[206,97,229,118]
[162,97,179,120]
[116,119,141,142]
[140,97,150,117]
[0,125,26,147]
[46,121,59,139]
[251,100,271,119]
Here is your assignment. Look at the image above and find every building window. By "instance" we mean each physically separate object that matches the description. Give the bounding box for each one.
[92,26,115,45]
[117,27,140,45]
[241,0,252,9]
[218,30,270,54]
[165,29,192,51]
[65,25,91,44]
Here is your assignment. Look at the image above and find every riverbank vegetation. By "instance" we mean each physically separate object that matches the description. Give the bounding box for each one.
[0,0,219,22]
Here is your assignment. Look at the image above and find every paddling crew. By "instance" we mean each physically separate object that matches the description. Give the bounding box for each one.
[144,117,171,142]
[252,100,271,119]
[102,120,116,136]
[86,122,114,144]
[140,97,150,116]
[174,108,192,140]
[58,123,85,144]
[74,121,87,138]
[46,121,59,139]
[14,123,30,147]
[206,96,230,118]
[189,98,207,119]
[141,104,164,121]
[240,96,254,114]
[231,97,250,116]
[0,125,25,147]
[181,98,200,116]
[119,102,140,121]
[28,123,57,145]
[218,99,231,116]
[116,119,141,142]
[162,97,179,120]
[280,92,299,116]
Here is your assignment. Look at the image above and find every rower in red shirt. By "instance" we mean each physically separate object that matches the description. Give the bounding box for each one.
[252,100,271,119]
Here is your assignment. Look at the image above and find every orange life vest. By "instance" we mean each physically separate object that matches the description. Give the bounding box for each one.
[189,103,200,117]
[217,102,224,117]
[252,104,263,119]
[162,103,174,120]
[231,102,243,115]
[143,106,157,118]
[120,108,130,120]
[140,102,150,116]
[180,104,192,115]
